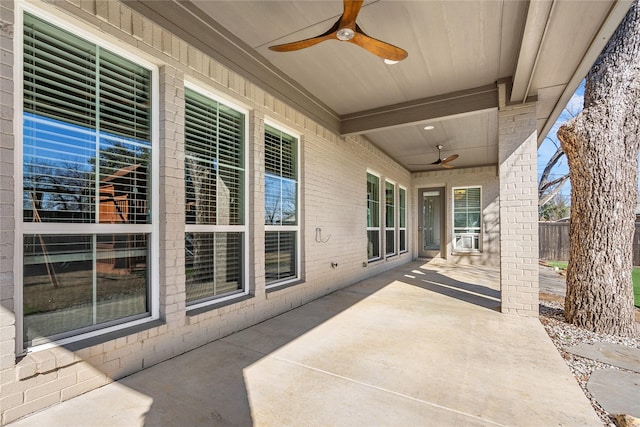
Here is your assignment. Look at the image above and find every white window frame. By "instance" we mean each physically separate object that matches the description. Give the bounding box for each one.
[452,186,482,253]
[399,186,408,253]
[264,119,301,288]
[15,5,160,353]
[183,81,250,310]
[385,180,396,257]
[366,171,382,262]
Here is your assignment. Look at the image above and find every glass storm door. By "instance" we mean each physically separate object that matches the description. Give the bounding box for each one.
[419,188,444,257]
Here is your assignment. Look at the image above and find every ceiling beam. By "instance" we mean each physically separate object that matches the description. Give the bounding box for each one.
[537,0,634,145]
[510,0,556,103]
[340,84,498,136]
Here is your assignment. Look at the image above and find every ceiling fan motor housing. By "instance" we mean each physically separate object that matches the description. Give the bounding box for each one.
[337,28,355,41]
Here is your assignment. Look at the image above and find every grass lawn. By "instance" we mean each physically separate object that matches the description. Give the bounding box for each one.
[545,261,640,307]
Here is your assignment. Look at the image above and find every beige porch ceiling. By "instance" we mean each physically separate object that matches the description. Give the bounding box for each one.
[125,0,632,171]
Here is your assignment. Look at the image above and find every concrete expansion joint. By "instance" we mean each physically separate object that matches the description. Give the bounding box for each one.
[273,355,509,427]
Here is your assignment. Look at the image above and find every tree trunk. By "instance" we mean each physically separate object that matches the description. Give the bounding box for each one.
[557,0,640,336]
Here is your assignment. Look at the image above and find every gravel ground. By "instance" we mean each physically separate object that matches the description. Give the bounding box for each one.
[539,300,640,426]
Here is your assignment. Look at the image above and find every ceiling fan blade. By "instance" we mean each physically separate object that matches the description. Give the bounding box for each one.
[269,1,407,61]
[350,26,408,61]
[341,0,364,27]
[441,163,455,169]
[441,154,459,164]
[269,34,335,52]
[269,19,340,52]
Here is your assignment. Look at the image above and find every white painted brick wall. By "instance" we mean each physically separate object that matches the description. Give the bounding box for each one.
[0,1,16,420]
[0,1,414,423]
[498,103,539,317]
[158,65,187,325]
[412,166,501,266]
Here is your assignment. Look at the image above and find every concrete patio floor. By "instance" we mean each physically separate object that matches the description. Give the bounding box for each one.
[9,260,601,426]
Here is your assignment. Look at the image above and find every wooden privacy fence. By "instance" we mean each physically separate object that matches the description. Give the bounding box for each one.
[539,222,640,266]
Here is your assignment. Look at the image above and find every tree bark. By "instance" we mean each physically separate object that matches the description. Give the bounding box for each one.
[557,0,640,336]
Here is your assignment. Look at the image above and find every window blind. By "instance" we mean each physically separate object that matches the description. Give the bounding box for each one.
[185,88,244,226]
[21,13,155,348]
[454,187,481,229]
[265,231,296,282]
[185,232,243,303]
[367,173,381,260]
[453,187,482,251]
[399,188,407,252]
[264,125,297,226]
[264,125,298,285]
[385,181,395,228]
[23,13,151,224]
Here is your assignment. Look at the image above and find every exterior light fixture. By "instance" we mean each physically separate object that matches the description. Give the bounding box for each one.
[423,125,435,130]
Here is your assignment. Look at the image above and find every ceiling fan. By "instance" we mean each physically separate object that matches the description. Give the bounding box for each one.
[268,0,408,62]
[410,145,459,169]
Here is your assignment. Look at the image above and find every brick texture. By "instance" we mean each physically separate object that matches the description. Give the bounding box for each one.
[0,1,413,424]
[0,0,542,423]
[413,166,500,266]
[0,1,16,419]
[498,103,539,316]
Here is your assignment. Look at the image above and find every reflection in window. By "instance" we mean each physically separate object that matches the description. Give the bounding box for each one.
[453,186,482,251]
[367,173,380,260]
[385,181,396,256]
[21,13,154,348]
[265,231,297,283]
[265,124,299,286]
[185,232,243,303]
[184,87,246,305]
[23,234,149,347]
[399,187,407,253]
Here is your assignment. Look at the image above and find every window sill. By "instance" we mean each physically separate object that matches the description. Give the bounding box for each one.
[17,319,165,379]
[187,293,254,316]
[266,278,304,293]
[63,319,165,353]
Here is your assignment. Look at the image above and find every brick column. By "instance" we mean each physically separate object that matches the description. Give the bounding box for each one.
[498,103,539,316]
[158,66,186,325]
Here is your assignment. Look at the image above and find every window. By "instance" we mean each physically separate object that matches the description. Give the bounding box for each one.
[453,186,482,252]
[21,13,156,349]
[385,181,396,256]
[184,86,247,306]
[367,172,380,260]
[399,187,407,253]
[264,123,299,286]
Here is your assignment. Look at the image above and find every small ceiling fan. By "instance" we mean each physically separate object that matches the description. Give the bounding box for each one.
[410,145,459,169]
[268,0,408,62]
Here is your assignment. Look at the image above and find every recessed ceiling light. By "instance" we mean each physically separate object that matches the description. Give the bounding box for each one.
[423,125,435,130]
